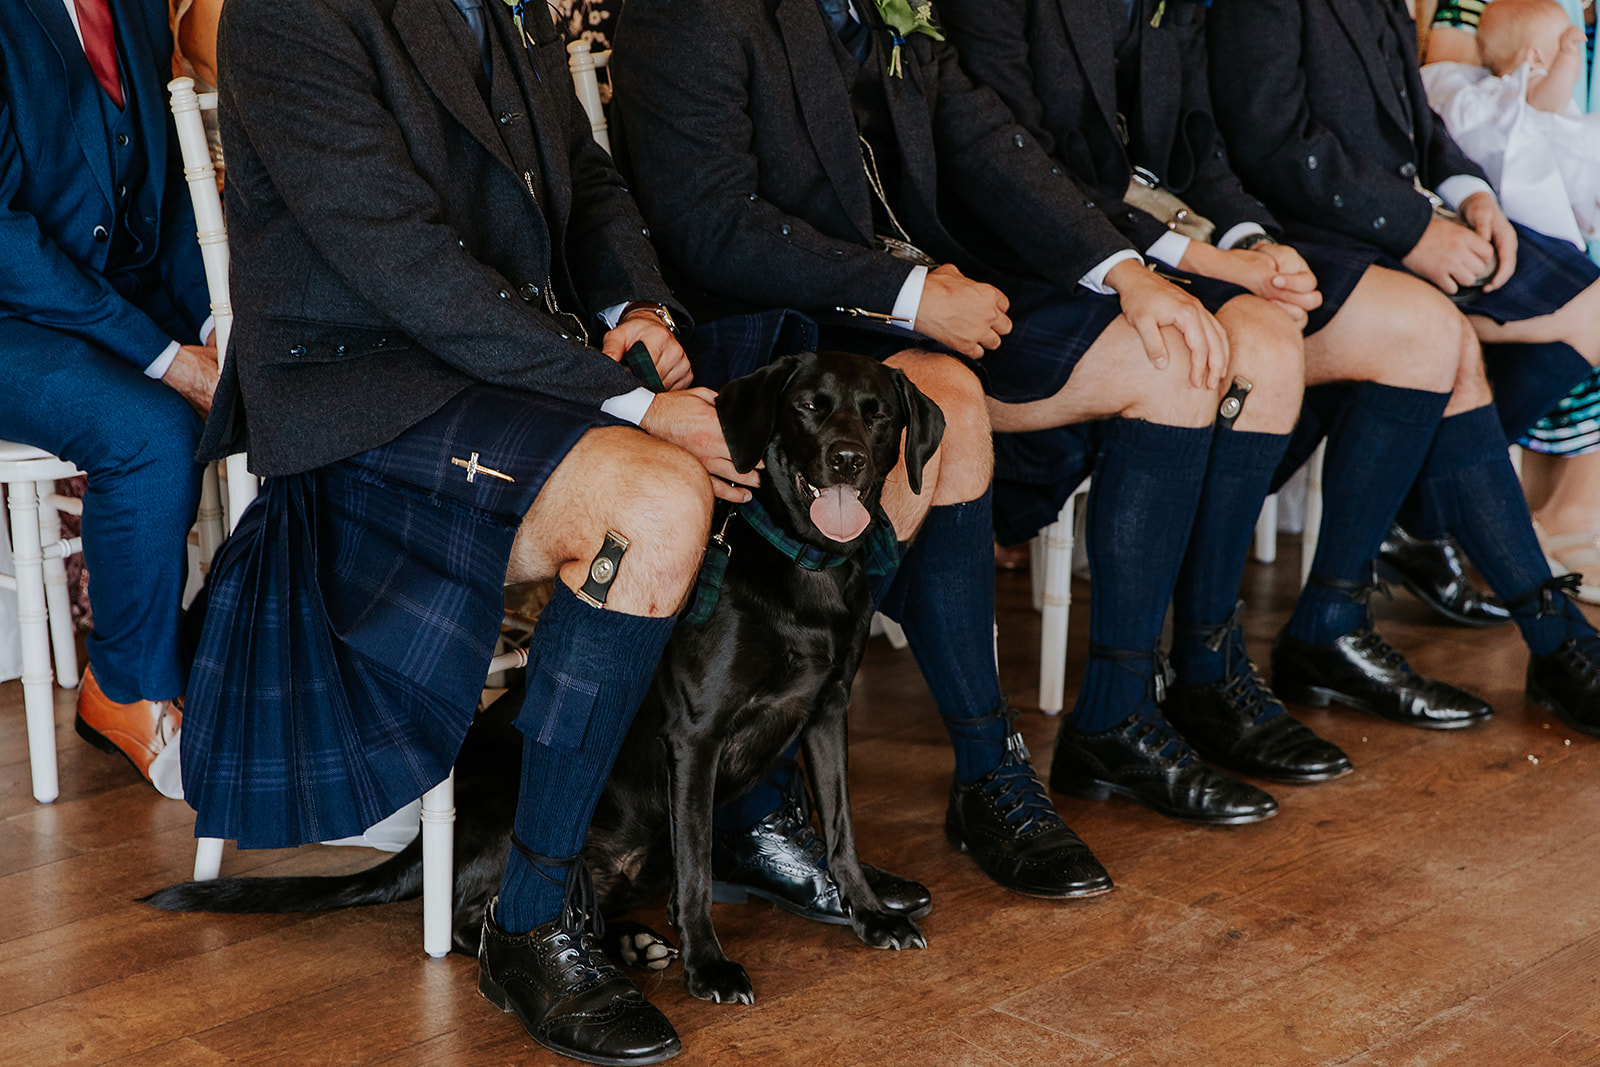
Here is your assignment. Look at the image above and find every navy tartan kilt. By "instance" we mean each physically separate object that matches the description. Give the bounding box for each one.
[181,385,620,849]
[1292,240,1376,337]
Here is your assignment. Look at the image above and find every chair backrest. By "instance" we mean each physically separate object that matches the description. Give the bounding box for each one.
[168,77,258,534]
[567,42,612,154]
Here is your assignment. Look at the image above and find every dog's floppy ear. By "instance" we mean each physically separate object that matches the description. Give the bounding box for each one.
[716,354,804,473]
[890,367,946,495]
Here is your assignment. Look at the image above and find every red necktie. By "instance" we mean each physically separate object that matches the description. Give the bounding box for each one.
[73,0,125,109]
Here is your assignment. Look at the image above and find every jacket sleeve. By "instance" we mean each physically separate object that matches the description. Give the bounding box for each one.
[611,0,914,315]
[558,71,687,327]
[1206,0,1433,258]
[0,89,174,368]
[924,36,1134,286]
[215,0,641,406]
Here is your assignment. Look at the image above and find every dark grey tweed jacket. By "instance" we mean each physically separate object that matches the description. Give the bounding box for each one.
[609,0,1133,323]
[201,0,680,476]
[1207,0,1487,259]
[939,0,1276,252]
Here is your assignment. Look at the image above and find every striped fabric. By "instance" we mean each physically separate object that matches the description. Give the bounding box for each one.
[1431,0,1488,29]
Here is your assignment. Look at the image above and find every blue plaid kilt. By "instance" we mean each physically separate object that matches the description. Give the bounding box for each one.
[181,385,622,849]
[1292,240,1375,337]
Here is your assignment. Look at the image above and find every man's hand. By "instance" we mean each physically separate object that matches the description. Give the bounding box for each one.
[639,387,758,503]
[601,312,692,390]
[161,343,220,416]
[1180,241,1321,328]
[1105,259,1230,390]
[914,263,1012,358]
[1403,195,1516,295]
[1458,191,1518,291]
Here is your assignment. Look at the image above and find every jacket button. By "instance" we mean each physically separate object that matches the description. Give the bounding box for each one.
[498,289,510,299]
[289,345,306,357]
[749,193,758,201]
[458,239,465,248]
[376,337,388,347]
[336,345,348,355]
[519,282,540,301]
[1373,216,1386,229]
[641,227,650,237]
[780,223,791,235]
[117,184,127,199]
[1307,154,1318,169]
[1013,133,1026,148]
[92,225,108,242]
[1051,167,1061,174]
[1332,194,1344,207]
[1400,162,1417,178]
[116,133,130,147]
[499,111,514,124]
[829,249,844,258]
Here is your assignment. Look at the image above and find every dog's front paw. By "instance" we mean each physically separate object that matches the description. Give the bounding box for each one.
[684,955,755,1005]
[852,910,927,951]
[605,920,679,972]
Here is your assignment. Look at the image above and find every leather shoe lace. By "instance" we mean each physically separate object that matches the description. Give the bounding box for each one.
[1518,576,1600,737]
[945,730,1113,898]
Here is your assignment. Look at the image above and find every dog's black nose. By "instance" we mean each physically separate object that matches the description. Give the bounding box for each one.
[828,447,866,478]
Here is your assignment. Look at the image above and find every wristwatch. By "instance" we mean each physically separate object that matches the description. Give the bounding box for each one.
[621,300,679,336]
[1231,232,1278,251]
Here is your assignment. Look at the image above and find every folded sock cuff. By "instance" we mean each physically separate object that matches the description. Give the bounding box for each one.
[1350,380,1453,426]
[1101,418,1214,473]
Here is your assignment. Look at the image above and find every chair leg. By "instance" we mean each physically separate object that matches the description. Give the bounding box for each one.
[1300,442,1326,589]
[422,772,456,958]
[193,837,225,880]
[1038,491,1077,716]
[196,464,225,572]
[36,482,78,689]
[11,480,59,803]
[1254,494,1279,565]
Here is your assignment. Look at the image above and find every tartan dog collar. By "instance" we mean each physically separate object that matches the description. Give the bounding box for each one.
[681,497,901,626]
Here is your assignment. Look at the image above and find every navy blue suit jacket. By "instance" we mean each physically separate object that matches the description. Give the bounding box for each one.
[0,0,208,368]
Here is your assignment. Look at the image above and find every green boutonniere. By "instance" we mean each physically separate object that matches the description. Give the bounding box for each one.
[870,0,944,77]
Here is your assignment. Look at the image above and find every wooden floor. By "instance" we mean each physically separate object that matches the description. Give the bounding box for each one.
[5,541,1600,1066]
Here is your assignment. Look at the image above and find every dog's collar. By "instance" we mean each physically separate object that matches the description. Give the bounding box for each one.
[681,498,900,626]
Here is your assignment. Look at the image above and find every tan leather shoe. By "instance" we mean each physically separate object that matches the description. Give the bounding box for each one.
[74,665,181,785]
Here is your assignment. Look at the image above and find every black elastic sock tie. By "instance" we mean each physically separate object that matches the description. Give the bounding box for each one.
[1306,567,1392,608]
[1087,644,1177,704]
[942,698,1017,745]
[1507,574,1583,620]
[509,834,603,939]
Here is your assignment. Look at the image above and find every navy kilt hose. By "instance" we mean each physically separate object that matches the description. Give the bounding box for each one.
[182,386,622,849]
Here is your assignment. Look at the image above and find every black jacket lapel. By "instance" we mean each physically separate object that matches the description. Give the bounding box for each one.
[1057,0,1122,151]
[392,0,517,174]
[1326,0,1412,135]
[773,0,875,243]
[23,0,114,207]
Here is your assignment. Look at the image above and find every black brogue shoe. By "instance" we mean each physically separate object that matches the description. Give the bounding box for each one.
[1271,623,1492,729]
[710,776,931,923]
[1050,712,1279,825]
[945,732,1113,898]
[1377,524,1511,628]
[478,898,681,1065]
[1518,577,1600,737]
[1166,609,1352,783]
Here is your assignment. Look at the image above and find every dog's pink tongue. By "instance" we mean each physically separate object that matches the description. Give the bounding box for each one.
[810,485,871,543]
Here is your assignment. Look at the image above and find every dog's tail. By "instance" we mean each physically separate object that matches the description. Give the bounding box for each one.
[140,840,423,915]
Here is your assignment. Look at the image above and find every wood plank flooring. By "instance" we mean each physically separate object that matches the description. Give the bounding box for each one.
[4,542,1599,1066]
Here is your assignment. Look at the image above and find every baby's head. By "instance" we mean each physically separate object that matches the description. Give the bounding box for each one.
[1478,0,1572,77]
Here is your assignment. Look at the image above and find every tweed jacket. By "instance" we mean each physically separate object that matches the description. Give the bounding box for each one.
[202,0,680,476]
[0,0,209,366]
[609,0,1132,322]
[939,0,1275,252]
[1207,0,1487,259]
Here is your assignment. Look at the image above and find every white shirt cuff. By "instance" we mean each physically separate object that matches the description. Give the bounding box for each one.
[1436,176,1496,211]
[1217,223,1269,251]
[601,386,655,426]
[891,265,928,331]
[146,340,181,379]
[599,302,628,330]
[1145,232,1193,270]
[199,315,217,346]
[1079,249,1144,294]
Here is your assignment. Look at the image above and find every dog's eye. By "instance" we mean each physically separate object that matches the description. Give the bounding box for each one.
[797,399,818,412]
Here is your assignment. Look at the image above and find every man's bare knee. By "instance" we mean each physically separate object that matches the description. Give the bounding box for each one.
[1445,320,1493,416]
[1218,298,1304,433]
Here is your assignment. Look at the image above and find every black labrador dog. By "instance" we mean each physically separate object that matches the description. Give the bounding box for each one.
[147,350,943,1005]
